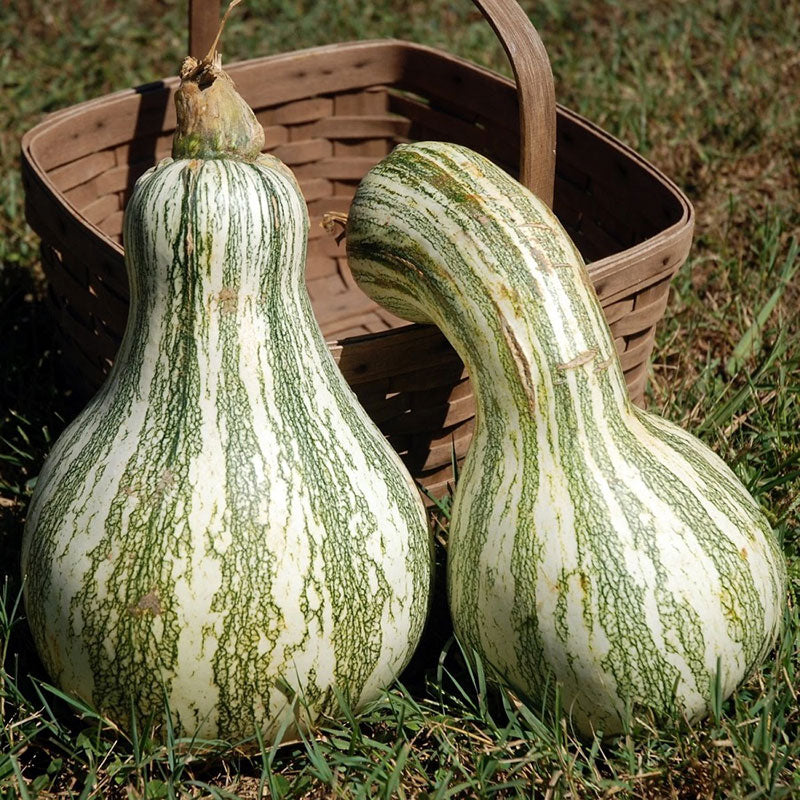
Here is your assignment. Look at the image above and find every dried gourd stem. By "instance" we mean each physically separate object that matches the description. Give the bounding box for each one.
[322,212,349,245]
[182,0,243,82]
[204,0,243,65]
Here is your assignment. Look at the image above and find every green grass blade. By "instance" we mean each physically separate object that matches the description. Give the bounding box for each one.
[726,237,799,376]
[7,754,32,800]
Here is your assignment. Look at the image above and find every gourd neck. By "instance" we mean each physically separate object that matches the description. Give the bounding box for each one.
[122,158,314,371]
[346,143,634,426]
[356,248,630,428]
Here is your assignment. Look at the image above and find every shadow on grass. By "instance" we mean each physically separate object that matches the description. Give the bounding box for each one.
[0,261,89,736]
[0,260,83,511]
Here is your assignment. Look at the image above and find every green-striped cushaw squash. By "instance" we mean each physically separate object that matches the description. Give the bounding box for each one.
[21,53,432,743]
[345,141,786,736]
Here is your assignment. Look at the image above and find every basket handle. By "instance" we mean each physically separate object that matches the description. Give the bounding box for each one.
[188,0,555,206]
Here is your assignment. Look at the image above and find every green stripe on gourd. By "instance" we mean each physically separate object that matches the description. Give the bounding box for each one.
[345,141,785,736]
[21,52,431,743]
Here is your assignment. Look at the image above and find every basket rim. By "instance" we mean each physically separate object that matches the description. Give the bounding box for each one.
[21,37,694,317]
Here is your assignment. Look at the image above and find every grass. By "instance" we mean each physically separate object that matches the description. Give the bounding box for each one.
[1,0,799,796]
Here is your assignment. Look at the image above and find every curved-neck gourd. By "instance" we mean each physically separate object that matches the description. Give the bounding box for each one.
[20,52,431,742]
[345,141,785,736]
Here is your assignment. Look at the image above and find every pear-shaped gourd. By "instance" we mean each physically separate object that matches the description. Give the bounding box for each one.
[344,141,785,736]
[21,48,431,742]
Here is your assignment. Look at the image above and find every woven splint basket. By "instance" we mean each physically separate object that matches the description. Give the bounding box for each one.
[21,0,694,498]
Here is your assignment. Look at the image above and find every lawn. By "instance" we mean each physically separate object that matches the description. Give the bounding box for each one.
[1,0,799,797]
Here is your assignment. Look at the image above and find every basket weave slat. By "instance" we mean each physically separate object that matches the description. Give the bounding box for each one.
[618,337,656,373]
[602,297,635,326]
[613,293,671,337]
[330,325,460,385]
[624,370,649,404]
[213,43,407,111]
[388,365,470,395]
[418,423,474,472]
[22,4,693,500]
[51,150,117,191]
[313,115,410,139]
